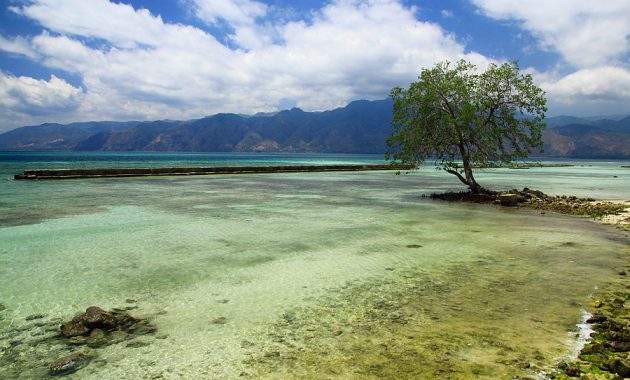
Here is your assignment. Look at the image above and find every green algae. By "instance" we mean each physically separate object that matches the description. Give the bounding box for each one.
[241,244,630,379]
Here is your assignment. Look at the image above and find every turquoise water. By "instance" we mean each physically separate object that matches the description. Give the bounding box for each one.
[0,152,628,379]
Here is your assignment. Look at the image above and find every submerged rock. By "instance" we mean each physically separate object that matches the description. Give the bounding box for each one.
[60,306,143,338]
[86,328,108,348]
[48,350,94,376]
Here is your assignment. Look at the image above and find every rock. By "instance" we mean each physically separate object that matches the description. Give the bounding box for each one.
[61,315,90,338]
[60,305,154,347]
[86,328,108,348]
[611,341,630,352]
[581,343,605,354]
[68,336,88,345]
[25,313,46,321]
[83,306,116,329]
[586,314,607,324]
[607,358,630,377]
[108,330,129,343]
[498,193,520,206]
[48,351,93,376]
[212,317,227,325]
[126,338,151,348]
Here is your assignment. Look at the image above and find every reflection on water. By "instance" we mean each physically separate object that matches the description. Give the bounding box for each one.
[0,153,628,379]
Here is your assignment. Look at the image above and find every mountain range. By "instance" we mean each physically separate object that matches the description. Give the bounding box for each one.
[1,99,629,158]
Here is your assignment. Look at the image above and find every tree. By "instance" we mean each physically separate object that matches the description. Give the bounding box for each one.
[386,60,547,194]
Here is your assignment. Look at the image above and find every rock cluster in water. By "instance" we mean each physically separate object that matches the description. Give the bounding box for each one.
[0,303,158,378]
[431,188,628,218]
[48,306,157,375]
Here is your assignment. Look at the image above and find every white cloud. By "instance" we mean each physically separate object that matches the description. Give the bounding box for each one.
[471,0,630,68]
[544,66,630,105]
[190,0,268,26]
[0,0,493,130]
[0,35,39,59]
[472,0,630,116]
[0,72,84,115]
[441,10,454,18]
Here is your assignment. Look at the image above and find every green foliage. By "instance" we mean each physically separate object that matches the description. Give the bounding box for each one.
[386,60,547,193]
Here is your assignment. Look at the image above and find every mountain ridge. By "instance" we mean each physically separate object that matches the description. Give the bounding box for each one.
[1,99,629,158]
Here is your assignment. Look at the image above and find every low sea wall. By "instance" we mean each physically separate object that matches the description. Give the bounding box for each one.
[14,164,415,180]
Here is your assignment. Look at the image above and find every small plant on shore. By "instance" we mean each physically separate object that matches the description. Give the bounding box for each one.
[386,60,547,194]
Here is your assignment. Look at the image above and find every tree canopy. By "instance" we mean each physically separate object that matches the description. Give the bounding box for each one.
[386,60,547,193]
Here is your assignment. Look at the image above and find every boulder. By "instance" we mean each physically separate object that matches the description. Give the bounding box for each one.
[498,193,520,207]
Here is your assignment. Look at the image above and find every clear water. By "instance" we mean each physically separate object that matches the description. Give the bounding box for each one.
[0,152,628,379]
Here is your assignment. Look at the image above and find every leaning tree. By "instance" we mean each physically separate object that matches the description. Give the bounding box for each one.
[386,60,547,194]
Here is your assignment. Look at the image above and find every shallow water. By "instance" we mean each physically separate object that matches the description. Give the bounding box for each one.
[0,153,628,379]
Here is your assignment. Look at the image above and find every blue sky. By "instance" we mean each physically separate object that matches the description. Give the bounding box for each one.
[1,0,629,131]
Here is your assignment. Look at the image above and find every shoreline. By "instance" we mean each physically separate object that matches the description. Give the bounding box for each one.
[432,188,630,378]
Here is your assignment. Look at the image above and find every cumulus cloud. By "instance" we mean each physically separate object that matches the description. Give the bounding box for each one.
[0,0,491,129]
[471,0,630,68]
[544,67,630,103]
[472,0,630,115]
[0,72,84,115]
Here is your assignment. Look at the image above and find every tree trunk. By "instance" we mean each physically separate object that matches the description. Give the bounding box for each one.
[462,157,483,194]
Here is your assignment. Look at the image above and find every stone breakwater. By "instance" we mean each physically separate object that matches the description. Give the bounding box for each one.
[14,164,415,180]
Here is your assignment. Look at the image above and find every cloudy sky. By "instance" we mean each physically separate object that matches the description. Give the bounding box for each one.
[1,0,629,132]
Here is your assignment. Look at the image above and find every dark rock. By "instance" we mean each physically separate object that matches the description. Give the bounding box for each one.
[48,351,93,376]
[498,193,520,206]
[61,315,90,338]
[607,358,630,377]
[212,317,227,325]
[25,313,46,321]
[83,306,116,329]
[611,341,630,352]
[59,306,154,348]
[581,343,605,354]
[586,314,607,324]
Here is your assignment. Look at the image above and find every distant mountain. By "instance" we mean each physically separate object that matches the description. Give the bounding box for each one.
[542,115,630,158]
[0,121,142,150]
[0,100,628,158]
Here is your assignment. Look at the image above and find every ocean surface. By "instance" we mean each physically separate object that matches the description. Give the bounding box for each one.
[0,152,628,379]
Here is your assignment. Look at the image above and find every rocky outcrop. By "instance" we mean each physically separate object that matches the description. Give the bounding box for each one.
[61,306,129,338]
[431,188,628,218]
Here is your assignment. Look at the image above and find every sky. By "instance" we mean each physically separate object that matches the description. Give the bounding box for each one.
[0,0,629,132]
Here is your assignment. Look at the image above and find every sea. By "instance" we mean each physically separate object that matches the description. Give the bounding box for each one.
[0,151,628,379]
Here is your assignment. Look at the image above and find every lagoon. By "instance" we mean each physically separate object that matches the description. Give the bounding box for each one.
[0,152,628,379]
